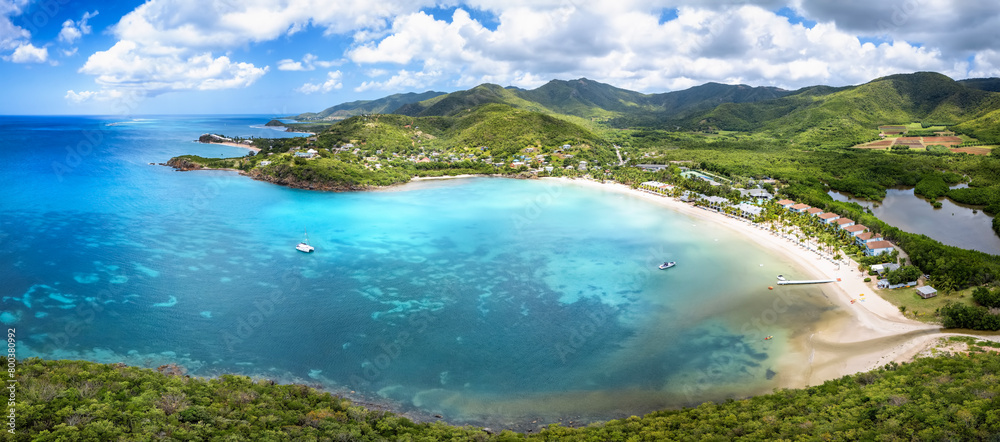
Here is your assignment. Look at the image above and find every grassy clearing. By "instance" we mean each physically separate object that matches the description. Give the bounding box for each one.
[877,286,976,322]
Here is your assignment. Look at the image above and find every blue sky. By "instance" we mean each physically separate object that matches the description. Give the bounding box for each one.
[2,0,999,115]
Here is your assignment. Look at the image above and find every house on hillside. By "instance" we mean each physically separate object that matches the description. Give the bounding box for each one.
[806,207,824,216]
[836,218,856,229]
[818,212,840,224]
[843,224,868,237]
[865,240,895,256]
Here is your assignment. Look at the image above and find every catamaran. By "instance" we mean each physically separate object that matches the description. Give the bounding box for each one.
[296,229,315,253]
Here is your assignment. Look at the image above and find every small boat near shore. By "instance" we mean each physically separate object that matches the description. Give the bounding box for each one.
[659,261,676,270]
[296,229,314,253]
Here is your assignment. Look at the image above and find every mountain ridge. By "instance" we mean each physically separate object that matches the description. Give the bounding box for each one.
[296,72,1000,145]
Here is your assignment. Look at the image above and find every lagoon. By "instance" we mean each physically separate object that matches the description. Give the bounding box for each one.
[1,116,835,428]
[828,187,1000,255]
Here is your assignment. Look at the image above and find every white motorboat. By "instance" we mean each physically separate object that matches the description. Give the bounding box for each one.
[658,261,676,270]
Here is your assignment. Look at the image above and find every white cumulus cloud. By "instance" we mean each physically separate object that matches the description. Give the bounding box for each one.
[297,70,343,93]
[344,4,963,92]
[0,0,29,51]
[80,40,268,97]
[58,10,99,44]
[278,53,340,71]
[110,0,433,48]
[7,42,47,63]
[355,69,442,92]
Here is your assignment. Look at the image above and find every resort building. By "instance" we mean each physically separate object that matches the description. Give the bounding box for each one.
[865,240,895,256]
[790,203,811,213]
[806,207,824,216]
[855,231,884,246]
[836,218,856,229]
[818,212,840,224]
[871,263,900,276]
[776,199,795,209]
[843,224,868,237]
[703,196,729,211]
[739,188,774,200]
[737,203,763,219]
[917,286,938,299]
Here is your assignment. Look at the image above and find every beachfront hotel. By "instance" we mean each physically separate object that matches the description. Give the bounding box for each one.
[865,240,896,256]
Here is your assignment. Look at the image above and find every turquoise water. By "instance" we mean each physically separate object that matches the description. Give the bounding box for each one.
[1,116,830,428]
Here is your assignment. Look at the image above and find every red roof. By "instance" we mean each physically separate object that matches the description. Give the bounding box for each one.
[857,232,876,240]
[806,207,823,214]
[844,224,867,232]
[791,203,810,210]
[819,213,839,220]
[866,240,894,249]
[836,218,855,225]
[776,199,794,205]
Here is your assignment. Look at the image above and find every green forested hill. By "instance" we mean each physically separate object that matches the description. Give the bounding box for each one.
[959,77,1000,92]
[515,78,657,118]
[693,72,1000,146]
[321,103,611,161]
[395,84,551,117]
[16,351,1000,441]
[443,103,609,158]
[297,73,1000,145]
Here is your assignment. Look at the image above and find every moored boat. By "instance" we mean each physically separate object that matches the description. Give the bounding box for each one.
[296,229,314,253]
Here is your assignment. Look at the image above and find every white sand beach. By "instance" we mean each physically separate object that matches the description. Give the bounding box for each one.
[199,140,261,152]
[544,177,980,388]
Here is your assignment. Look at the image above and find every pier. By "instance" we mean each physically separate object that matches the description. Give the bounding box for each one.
[776,279,838,285]
[776,275,839,285]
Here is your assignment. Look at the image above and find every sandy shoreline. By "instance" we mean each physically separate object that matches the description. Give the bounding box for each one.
[542,177,987,388]
[409,174,482,182]
[198,140,261,152]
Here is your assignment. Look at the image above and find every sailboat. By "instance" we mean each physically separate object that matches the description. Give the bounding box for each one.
[296,229,315,253]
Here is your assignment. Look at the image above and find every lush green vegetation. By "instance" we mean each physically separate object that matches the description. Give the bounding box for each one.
[886,265,922,285]
[972,286,1000,308]
[939,303,1000,330]
[17,353,1000,441]
[938,287,1000,331]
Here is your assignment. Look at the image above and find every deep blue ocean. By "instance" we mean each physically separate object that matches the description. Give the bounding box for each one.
[0,115,832,428]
